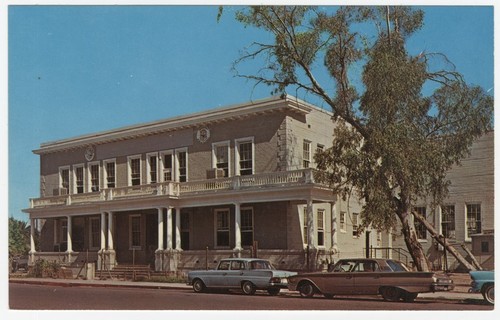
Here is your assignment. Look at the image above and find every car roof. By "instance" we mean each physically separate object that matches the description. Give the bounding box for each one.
[219,258,268,262]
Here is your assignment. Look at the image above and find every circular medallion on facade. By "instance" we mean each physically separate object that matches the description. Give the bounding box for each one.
[84,145,95,161]
[197,128,210,143]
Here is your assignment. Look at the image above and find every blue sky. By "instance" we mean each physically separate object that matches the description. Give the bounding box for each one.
[4,3,495,222]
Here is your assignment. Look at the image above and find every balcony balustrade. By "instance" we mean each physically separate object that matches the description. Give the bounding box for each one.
[30,169,325,209]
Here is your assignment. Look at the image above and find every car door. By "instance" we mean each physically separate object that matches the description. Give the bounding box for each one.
[320,260,356,295]
[224,260,246,288]
[204,260,231,288]
[352,261,381,295]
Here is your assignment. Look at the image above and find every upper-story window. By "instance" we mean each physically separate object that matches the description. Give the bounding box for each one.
[303,140,311,168]
[147,153,158,184]
[73,164,84,194]
[161,151,174,181]
[352,212,360,237]
[236,137,254,176]
[466,203,482,239]
[128,155,142,186]
[104,159,116,188]
[213,141,230,177]
[176,149,188,182]
[59,167,70,195]
[89,162,100,192]
[414,206,427,240]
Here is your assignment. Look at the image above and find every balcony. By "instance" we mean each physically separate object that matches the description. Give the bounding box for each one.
[29,169,328,209]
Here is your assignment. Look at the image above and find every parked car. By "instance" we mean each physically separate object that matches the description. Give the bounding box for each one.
[187,258,297,295]
[287,258,454,302]
[469,270,494,305]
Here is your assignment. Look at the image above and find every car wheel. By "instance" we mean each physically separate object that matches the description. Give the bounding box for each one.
[242,281,256,295]
[402,292,418,302]
[299,282,316,298]
[482,284,494,305]
[380,287,402,302]
[267,288,280,296]
[192,279,206,293]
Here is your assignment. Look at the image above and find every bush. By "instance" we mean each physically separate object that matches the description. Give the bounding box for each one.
[29,259,62,278]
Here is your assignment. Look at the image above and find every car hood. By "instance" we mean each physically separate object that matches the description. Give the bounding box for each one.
[469,270,494,280]
[272,270,298,277]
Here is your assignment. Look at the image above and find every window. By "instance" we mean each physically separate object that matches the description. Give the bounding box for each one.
[236,138,254,176]
[241,208,254,247]
[161,151,174,181]
[481,241,489,253]
[128,156,141,186]
[352,213,360,237]
[303,140,311,168]
[129,215,141,249]
[176,149,188,182]
[215,209,230,247]
[213,141,230,177]
[59,167,70,194]
[61,220,68,243]
[340,212,346,232]
[89,217,100,249]
[317,209,325,246]
[89,163,100,192]
[74,165,84,194]
[414,207,427,240]
[147,153,158,184]
[181,211,190,250]
[315,144,324,166]
[441,205,456,239]
[466,204,481,238]
[104,159,116,188]
[303,208,308,245]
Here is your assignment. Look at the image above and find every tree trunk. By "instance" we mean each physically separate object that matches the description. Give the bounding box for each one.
[396,210,431,271]
[412,210,477,271]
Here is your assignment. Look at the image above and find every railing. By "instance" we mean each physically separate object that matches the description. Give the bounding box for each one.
[30,169,324,209]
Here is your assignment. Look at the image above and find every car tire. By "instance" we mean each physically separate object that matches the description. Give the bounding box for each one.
[482,284,494,305]
[299,282,316,298]
[242,281,256,295]
[380,287,402,302]
[192,279,206,293]
[267,288,280,296]
[402,292,418,302]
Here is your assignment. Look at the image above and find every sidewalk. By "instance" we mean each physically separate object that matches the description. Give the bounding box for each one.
[9,273,483,302]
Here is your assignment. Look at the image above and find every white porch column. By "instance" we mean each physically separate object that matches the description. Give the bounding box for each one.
[107,212,114,250]
[29,218,36,253]
[66,216,73,253]
[306,199,315,249]
[234,203,242,252]
[175,207,182,250]
[157,208,164,250]
[100,212,106,250]
[166,207,173,250]
[330,201,338,253]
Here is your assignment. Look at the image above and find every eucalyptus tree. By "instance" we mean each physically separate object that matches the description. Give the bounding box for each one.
[230,6,493,271]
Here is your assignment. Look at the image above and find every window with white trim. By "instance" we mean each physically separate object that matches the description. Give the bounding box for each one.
[213,141,230,177]
[236,138,254,176]
[147,153,158,184]
[59,167,70,195]
[88,162,100,192]
[104,159,116,188]
[241,207,254,247]
[317,209,325,246]
[215,208,230,247]
[466,204,481,239]
[129,215,142,249]
[414,207,427,240]
[352,212,360,237]
[303,140,311,168]
[160,151,174,182]
[441,205,456,239]
[176,149,188,182]
[340,211,346,232]
[303,208,308,245]
[89,217,100,249]
[74,164,84,194]
[128,155,142,186]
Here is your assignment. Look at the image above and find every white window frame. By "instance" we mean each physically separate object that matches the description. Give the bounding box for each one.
[175,148,188,182]
[303,140,312,168]
[441,204,456,240]
[214,208,230,248]
[235,137,254,176]
[73,163,85,194]
[127,155,142,186]
[59,166,71,195]
[241,207,254,247]
[146,152,159,184]
[160,150,174,182]
[103,158,116,189]
[317,209,325,247]
[413,206,427,241]
[340,211,346,233]
[465,203,482,241]
[212,140,231,177]
[302,207,308,245]
[87,161,101,192]
[89,217,101,250]
[352,212,360,238]
[129,214,142,249]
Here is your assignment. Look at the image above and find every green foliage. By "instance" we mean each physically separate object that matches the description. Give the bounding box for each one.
[9,217,31,257]
[29,259,62,278]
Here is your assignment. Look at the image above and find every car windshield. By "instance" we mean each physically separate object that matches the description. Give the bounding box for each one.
[249,260,273,270]
[386,260,410,272]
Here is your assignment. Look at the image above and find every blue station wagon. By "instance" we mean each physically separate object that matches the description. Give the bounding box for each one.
[187,258,297,295]
[469,270,494,305]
